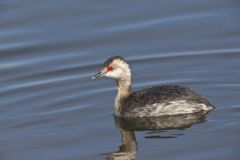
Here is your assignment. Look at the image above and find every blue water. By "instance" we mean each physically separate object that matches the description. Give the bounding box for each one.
[0,0,240,159]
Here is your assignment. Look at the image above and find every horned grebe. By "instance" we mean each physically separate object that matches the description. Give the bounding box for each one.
[92,56,214,117]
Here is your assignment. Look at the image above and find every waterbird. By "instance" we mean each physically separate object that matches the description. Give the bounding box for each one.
[92,56,214,117]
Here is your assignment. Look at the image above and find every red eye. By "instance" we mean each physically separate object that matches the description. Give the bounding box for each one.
[107,66,113,71]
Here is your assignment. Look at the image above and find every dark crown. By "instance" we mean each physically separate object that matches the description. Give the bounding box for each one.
[103,56,126,67]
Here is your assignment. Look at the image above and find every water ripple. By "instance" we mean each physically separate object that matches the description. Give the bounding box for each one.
[129,48,240,62]
[103,12,224,33]
[28,104,90,117]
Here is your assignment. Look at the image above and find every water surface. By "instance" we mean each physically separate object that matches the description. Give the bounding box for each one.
[0,0,240,160]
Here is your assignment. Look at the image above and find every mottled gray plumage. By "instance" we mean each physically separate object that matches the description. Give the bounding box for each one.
[120,85,213,117]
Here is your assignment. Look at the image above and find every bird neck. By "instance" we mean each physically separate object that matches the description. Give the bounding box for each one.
[114,72,132,115]
[117,77,132,98]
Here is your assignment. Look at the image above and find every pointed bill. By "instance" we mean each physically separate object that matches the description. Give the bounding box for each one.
[91,72,104,79]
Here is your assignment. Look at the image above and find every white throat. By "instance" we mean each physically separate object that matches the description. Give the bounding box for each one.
[114,67,132,115]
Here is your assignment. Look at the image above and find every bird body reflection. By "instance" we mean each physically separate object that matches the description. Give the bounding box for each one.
[106,111,211,160]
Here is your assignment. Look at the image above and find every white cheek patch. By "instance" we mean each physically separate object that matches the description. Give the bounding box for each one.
[105,68,122,79]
